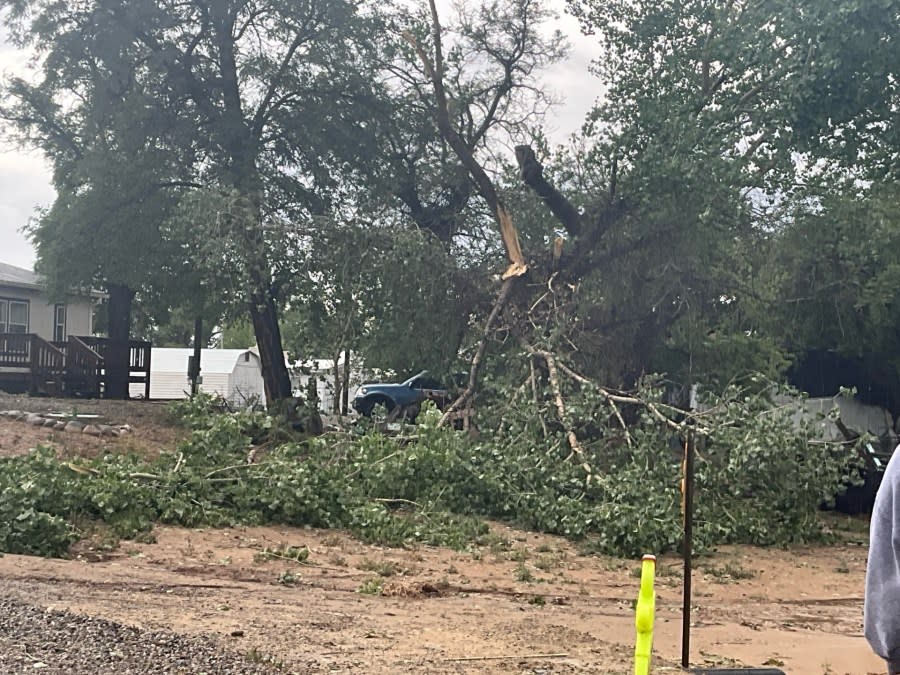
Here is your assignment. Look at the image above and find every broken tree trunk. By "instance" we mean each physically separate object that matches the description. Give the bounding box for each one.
[406,1,534,424]
[104,283,134,400]
[403,2,527,281]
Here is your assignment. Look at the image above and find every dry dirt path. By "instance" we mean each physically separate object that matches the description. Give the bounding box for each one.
[0,524,885,674]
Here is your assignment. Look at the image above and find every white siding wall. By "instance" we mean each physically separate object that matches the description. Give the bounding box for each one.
[230,356,266,406]
[132,371,236,401]
[130,349,266,408]
[0,285,93,341]
[198,373,232,400]
[135,372,193,400]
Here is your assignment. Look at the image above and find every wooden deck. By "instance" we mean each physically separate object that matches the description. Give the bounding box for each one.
[0,333,150,398]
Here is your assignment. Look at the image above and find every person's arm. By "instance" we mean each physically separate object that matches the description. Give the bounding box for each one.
[866,448,900,672]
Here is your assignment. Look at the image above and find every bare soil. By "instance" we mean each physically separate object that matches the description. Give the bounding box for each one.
[0,396,887,675]
[0,393,184,460]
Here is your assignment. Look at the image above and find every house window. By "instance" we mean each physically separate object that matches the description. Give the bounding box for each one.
[0,299,29,333]
[54,304,67,342]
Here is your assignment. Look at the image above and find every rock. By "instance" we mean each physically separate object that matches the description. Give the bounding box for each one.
[43,419,56,427]
[83,425,102,437]
[54,421,67,430]
[65,421,85,433]
[0,596,288,674]
[98,425,119,438]
[26,414,45,426]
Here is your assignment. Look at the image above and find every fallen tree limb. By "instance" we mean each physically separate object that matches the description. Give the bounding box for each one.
[530,357,548,438]
[439,277,515,427]
[552,359,710,435]
[374,497,422,508]
[524,345,587,466]
[550,361,631,446]
[205,463,259,479]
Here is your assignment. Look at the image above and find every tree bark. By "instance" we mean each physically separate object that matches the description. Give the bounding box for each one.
[248,275,293,406]
[105,283,133,400]
[190,316,202,397]
[341,348,351,416]
[332,349,342,416]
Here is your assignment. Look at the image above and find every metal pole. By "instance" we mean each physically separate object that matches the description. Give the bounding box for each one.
[682,429,694,669]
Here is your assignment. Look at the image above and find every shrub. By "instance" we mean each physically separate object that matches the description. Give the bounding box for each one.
[0,382,858,558]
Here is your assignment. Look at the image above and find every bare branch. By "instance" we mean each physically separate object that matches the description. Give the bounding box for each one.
[251,27,315,141]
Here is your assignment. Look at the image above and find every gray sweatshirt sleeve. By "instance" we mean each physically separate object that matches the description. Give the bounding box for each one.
[866,445,900,671]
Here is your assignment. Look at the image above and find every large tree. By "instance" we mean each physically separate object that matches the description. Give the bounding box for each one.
[2,28,193,397]
[498,0,900,387]
[2,0,380,405]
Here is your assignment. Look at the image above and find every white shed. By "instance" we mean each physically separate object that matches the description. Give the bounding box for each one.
[130,348,266,407]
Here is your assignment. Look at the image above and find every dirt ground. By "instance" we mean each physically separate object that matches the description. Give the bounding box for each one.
[0,392,183,460]
[0,396,888,675]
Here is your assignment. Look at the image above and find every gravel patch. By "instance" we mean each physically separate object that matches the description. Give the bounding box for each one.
[0,597,291,674]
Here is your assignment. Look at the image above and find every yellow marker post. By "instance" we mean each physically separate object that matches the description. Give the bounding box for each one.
[634,554,656,675]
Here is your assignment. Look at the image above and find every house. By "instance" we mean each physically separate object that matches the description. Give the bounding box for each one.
[0,262,93,341]
[130,348,266,407]
[0,262,150,397]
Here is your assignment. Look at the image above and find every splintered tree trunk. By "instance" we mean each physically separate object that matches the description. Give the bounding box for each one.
[248,280,293,407]
[105,283,133,400]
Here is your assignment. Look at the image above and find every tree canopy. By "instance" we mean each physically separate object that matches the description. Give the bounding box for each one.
[1,0,898,418]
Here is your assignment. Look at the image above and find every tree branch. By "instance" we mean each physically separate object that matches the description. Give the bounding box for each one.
[525,346,588,466]
[514,145,582,237]
[403,1,527,279]
[439,276,515,426]
[251,30,312,141]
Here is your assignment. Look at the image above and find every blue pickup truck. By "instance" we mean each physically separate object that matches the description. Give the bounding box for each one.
[352,371,451,421]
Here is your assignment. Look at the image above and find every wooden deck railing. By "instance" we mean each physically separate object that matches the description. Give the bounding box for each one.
[0,333,65,395]
[78,336,152,399]
[2,334,151,399]
[64,336,103,398]
[0,332,32,368]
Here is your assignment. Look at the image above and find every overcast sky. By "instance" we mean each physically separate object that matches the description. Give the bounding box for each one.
[0,3,601,272]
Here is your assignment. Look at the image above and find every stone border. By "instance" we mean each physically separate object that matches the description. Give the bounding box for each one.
[0,410,133,438]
